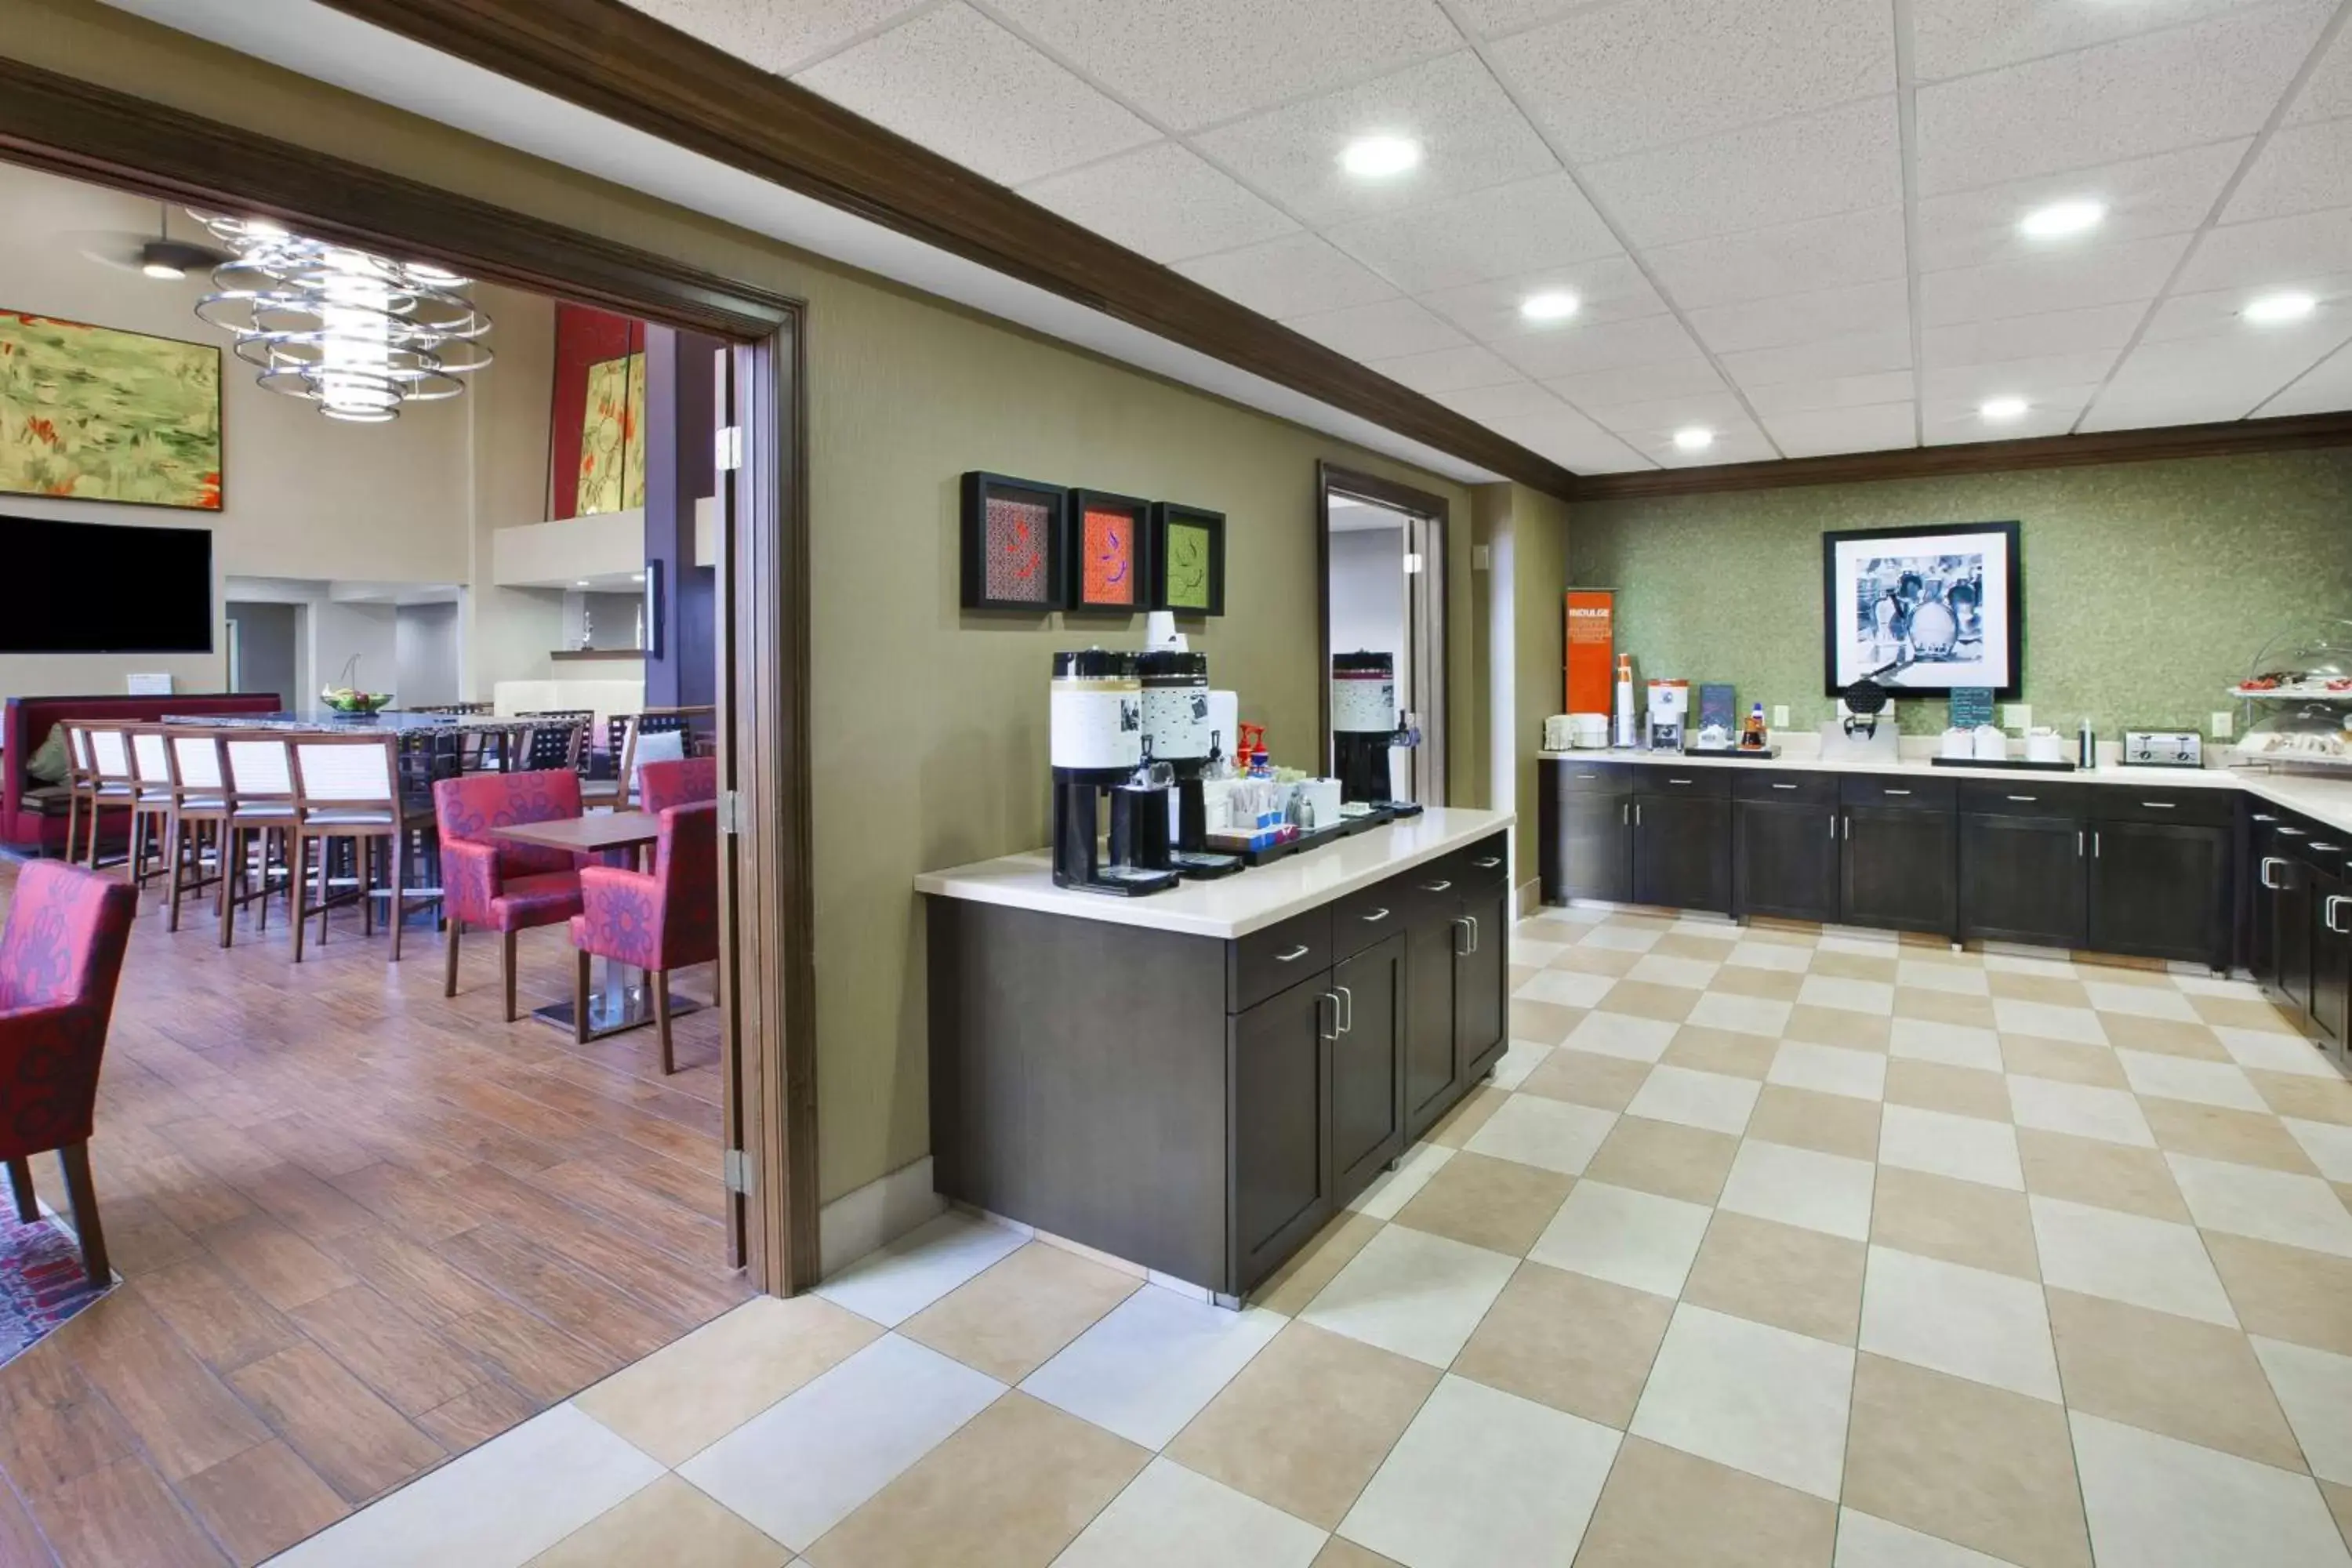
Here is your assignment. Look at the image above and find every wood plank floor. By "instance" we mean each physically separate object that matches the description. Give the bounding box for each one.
[0,855,749,1566]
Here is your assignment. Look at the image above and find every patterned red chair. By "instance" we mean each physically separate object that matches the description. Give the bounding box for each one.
[569,802,717,1073]
[637,757,717,815]
[0,860,138,1286]
[433,768,586,1021]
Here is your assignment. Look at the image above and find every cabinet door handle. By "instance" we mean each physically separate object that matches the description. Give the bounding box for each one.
[1635,803,1643,826]
[2260,856,2287,889]
[2008,794,2038,802]
[1359,906,1390,923]
[1420,879,1453,894]
[1883,788,1912,797]
[1335,985,1353,1033]
[1318,993,1339,1040]
[2252,813,2278,823]
[2312,843,2346,854]
[2092,831,2101,858]
[2328,895,2350,935]
[2077,830,2085,858]
[2140,801,2176,810]
[1468,915,1481,953]
[1574,771,1599,780]
[1622,801,1630,825]
[1842,813,1850,840]
[1472,856,1501,869]
[1668,777,1693,785]
[2280,826,2308,837]
[1453,917,1473,955]
[1827,812,1836,840]
[1275,944,1311,963]
[1772,782,1798,790]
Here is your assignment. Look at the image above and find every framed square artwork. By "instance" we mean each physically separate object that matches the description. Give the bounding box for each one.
[0,310,223,511]
[1823,520,2022,698]
[1065,488,1151,614]
[960,471,1065,612]
[1150,502,1225,616]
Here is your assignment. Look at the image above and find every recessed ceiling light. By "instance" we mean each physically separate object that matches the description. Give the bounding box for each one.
[1519,291,1581,323]
[2243,290,2317,325]
[2019,198,2105,239]
[1979,395,2030,422]
[1339,135,1421,180]
[574,579,591,587]
[1671,426,1714,452]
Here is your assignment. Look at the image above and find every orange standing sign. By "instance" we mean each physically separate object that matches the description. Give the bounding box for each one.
[1564,590,1615,713]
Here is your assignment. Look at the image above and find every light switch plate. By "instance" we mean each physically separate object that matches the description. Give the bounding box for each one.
[1472,544,1490,570]
[2211,711,2233,739]
[1772,705,1790,728]
[2003,703,2031,731]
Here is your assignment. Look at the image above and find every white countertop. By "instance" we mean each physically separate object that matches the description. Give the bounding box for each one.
[915,807,1515,939]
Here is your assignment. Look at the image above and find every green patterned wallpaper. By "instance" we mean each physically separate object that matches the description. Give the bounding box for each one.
[1569,449,2352,737]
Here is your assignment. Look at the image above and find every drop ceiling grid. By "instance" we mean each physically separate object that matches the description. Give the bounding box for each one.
[626,0,2352,465]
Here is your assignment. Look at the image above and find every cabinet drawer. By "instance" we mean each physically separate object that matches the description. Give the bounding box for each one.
[1635,767,1732,799]
[1332,878,1410,959]
[1451,833,1510,887]
[1958,780,2086,818]
[1734,770,1838,805]
[2093,787,2234,828]
[2288,826,2352,875]
[1547,759,1630,795]
[1841,775,1954,811]
[1228,907,1332,1014]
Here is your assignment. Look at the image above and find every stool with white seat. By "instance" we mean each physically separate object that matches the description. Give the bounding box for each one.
[289,735,405,962]
[220,735,296,947]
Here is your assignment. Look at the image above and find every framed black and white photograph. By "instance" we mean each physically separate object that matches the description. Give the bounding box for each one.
[1823,521,2021,698]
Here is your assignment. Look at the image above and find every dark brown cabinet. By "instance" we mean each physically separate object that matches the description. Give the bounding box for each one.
[1544,765,1632,903]
[1961,813,2085,948]
[1841,804,1955,934]
[2310,860,2348,1055]
[1734,800,1838,923]
[2087,820,2231,967]
[1454,880,1510,1076]
[1227,976,1334,1291]
[1633,793,1733,913]
[1330,932,1406,1201]
[1403,894,1461,1131]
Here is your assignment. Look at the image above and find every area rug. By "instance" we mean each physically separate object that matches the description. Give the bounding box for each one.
[0,1207,111,1365]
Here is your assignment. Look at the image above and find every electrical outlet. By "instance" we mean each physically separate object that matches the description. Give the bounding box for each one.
[2003,703,2031,731]
[1772,705,1790,728]
[2211,710,2234,739]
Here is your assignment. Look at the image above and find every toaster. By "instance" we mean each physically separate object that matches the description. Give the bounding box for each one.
[2123,730,2202,768]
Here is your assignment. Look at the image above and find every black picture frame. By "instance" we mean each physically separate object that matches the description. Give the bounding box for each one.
[960,471,1066,612]
[1064,488,1153,615]
[1149,501,1226,617]
[642,557,664,658]
[1822,520,2023,699]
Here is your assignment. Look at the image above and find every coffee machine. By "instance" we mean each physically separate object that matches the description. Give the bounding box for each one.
[1138,649,1241,879]
[1051,650,1178,896]
[1331,650,1401,808]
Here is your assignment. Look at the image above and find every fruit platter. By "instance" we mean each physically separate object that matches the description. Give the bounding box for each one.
[320,685,395,716]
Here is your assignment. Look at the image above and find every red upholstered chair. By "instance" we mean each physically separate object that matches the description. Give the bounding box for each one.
[569,802,717,1073]
[637,757,717,815]
[0,860,138,1286]
[432,768,586,1020]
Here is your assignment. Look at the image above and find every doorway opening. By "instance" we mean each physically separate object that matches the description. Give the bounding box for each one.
[1319,463,1450,806]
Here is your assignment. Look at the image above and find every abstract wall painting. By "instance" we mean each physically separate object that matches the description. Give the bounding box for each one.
[1151,502,1225,616]
[1069,490,1150,613]
[960,471,1066,611]
[0,310,223,511]
[575,350,646,517]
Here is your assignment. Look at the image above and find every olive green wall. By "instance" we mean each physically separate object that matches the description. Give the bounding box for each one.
[7,5,1491,1207]
[1475,482,1570,901]
[1571,450,2352,738]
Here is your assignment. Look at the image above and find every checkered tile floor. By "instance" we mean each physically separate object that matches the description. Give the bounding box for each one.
[270,909,2352,1568]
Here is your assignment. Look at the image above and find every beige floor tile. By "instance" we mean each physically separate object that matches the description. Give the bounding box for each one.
[1746,1085,1882,1162]
[1254,1211,1382,1317]
[2324,1479,2352,1555]
[1989,972,2091,1009]
[2098,1014,2230,1061]
[2193,994,2300,1033]
[1682,1210,1865,1345]
[1452,1261,1673,1428]
[574,1295,882,1467]
[1843,1353,2090,1568]
[1165,1321,1437,1530]
[2250,1069,2352,1127]
[2139,1098,2321,1176]
[2002,1036,2129,1088]
[803,1391,1145,1568]
[1550,944,1641,977]
[2044,1288,2304,1472]
[1662,1025,1778,1080]
[1599,980,1701,1023]
[1812,950,1899,985]
[1509,963,1539,993]
[1425,1085,1508,1150]
[2204,1232,2352,1356]
[1574,1436,1835,1567]
[1392,1151,1573,1257]
[1312,1538,1401,1568]
[1893,987,2000,1029]
[1509,999,1583,1047]
[1783,1004,1892,1051]
[1583,1116,1740,1206]
[1884,1058,2012,1123]
[1743,920,1821,947]
[2016,1129,2190,1222]
[1871,1167,2041,1281]
[899,1241,1141,1385]
[2071,954,2172,983]
[1711,964,1806,1002]
[528,1475,789,1568]
[1655,931,1740,962]
[1519,1047,1651,1113]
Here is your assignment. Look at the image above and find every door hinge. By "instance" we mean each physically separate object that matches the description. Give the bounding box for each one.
[717,789,743,835]
[722,1148,756,1195]
[715,425,744,472]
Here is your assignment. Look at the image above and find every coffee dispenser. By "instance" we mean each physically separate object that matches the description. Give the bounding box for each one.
[1138,649,1241,879]
[1051,649,1178,896]
[1331,650,1400,806]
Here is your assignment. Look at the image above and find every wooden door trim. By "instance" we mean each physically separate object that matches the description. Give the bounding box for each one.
[1317,463,1454,802]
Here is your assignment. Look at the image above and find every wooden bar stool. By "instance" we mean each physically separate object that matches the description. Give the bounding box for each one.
[125,727,180,903]
[289,735,407,961]
[78,725,136,869]
[59,721,98,869]
[162,731,234,935]
[220,734,296,947]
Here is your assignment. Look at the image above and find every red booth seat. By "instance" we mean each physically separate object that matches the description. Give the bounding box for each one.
[2,694,284,855]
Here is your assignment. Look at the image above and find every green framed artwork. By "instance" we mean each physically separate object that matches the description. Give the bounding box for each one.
[0,310,223,511]
[1150,502,1225,615]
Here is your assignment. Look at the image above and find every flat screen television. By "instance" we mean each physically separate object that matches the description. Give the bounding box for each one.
[4,514,214,653]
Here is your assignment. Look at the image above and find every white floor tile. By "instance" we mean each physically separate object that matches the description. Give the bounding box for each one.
[1581,924,1663,953]
[2253,1337,2352,1487]
[1769,1041,1888,1102]
[1719,1139,1876,1241]
[2215,1025,2339,1078]
[2174,972,2267,998]
[1729,940,1813,972]
[812,1209,1026,1327]
[1464,1094,1617,1176]
[1630,1304,1854,1501]
[2083,981,2199,1021]
[1349,1141,1455,1219]
[1527,1180,1712,1299]
[1686,991,1793,1037]
[2071,1411,2352,1568]
[679,1334,1000,1550]
[1895,961,1990,996]
[1563,1009,1680,1063]
[2027,1195,2238,1327]
[1991,999,2106,1045]
[1531,905,1608,927]
[1834,1508,2020,1566]
[1799,975,1896,1015]
[1057,1457,1326,1568]
[1341,1374,1619,1568]
[1878,1104,2024,1191]
[1860,1246,2060,1401]
[1821,932,1901,956]
[1512,937,1572,969]
[270,1404,662,1568]
[1022,1286,1283,1449]
[1516,969,1617,1009]
[1889,1018,2003,1073]
[1625,1064,1761,1136]
[1300,1223,1518,1369]
[2284,1116,2352,1182]
[2166,1153,2352,1259]
[2007,1075,2154,1148]
[1628,953,1720,989]
[1490,1038,1551,1091]
[2116,1050,2267,1112]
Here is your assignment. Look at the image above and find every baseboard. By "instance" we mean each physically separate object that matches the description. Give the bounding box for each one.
[816,1154,946,1280]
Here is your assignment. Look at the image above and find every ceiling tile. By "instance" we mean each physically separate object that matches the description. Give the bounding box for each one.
[1626,419,1781,467]
[1325,172,1619,293]
[1581,98,1901,248]
[1490,312,1710,379]
[1283,296,1471,358]
[1541,355,1729,409]
[2176,205,2352,292]
[795,3,1158,183]
[1909,0,2275,82]
[1643,207,1906,310]
[1918,233,2191,325]
[1487,0,1891,162]
[2258,339,2352,415]
[1190,51,1557,227]
[1173,232,1399,317]
[1920,352,2122,401]
[1417,256,1668,341]
[1449,0,1599,37]
[1743,371,1918,414]
[1365,344,1527,393]
[1480,404,1659,470]
[1435,379,1587,422]
[2288,17,2352,122]
[1718,328,1911,387]
[2077,387,2264,429]
[1921,303,2150,365]
[2083,330,2339,426]
[2225,119,2352,224]
[1687,278,1911,355]
[1584,389,1754,435]
[1020,141,1298,262]
[1912,141,2248,273]
[1912,3,2331,194]
[1760,401,1917,457]
[2137,274,2352,341]
[982,0,1463,129]
[622,0,933,73]
[1921,390,2096,445]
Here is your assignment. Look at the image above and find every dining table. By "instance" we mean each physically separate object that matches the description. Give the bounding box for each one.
[495,812,699,1041]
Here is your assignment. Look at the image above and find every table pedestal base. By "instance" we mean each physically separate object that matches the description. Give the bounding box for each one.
[533,982,700,1042]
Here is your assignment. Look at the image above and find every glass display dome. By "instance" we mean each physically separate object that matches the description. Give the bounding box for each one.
[2234,619,2352,699]
[2237,702,2352,764]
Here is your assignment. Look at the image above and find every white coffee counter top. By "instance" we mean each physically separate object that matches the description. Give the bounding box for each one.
[915,807,1515,940]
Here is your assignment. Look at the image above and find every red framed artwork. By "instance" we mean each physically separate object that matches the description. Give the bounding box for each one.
[1067,488,1149,614]
[960,471,1065,611]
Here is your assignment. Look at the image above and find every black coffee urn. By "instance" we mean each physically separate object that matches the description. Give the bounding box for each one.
[1331,650,1399,807]
[1051,649,1178,896]
[1138,649,1241,879]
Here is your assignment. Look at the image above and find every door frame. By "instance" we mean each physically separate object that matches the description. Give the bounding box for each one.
[0,58,821,1292]
[1316,463,1451,806]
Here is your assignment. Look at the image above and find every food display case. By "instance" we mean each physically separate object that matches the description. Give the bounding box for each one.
[2232,620,2352,769]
